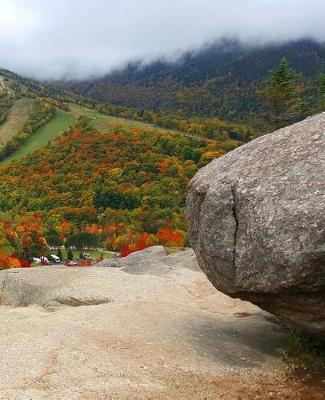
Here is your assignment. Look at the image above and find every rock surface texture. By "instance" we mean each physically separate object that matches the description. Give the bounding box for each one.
[96,245,168,268]
[0,249,297,399]
[187,113,325,334]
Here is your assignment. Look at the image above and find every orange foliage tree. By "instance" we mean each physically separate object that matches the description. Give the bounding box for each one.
[157,227,185,248]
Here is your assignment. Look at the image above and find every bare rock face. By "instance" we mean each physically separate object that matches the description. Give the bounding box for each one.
[96,245,168,268]
[0,250,288,399]
[187,113,325,334]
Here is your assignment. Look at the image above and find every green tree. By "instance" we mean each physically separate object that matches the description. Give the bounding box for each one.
[258,58,303,128]
[45,228,62,248]
[67,248,74,260]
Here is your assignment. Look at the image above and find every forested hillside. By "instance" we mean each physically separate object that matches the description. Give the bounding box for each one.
[2,38,325,267]
[0,64,256,267]
[0,117,233,265]
[0,67,255,163]
[59,39,325,130]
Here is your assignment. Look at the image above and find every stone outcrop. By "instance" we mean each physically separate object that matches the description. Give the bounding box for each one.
[96,245,168,268]
[187,113,325,334]
[0,248,289,399]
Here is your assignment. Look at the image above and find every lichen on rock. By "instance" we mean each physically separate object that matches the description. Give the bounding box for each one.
[187,113,325,334]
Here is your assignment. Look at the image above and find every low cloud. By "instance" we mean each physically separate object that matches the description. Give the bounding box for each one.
[0,0,325,79]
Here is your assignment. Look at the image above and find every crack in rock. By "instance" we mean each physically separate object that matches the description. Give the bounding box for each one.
[231,186,239,271]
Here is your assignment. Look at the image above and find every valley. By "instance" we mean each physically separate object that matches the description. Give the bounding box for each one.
[0,69,232,267]
[0,10,324,396]
[0,42,323,267]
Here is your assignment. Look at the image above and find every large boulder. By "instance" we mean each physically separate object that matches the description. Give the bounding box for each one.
[187,113,325,334]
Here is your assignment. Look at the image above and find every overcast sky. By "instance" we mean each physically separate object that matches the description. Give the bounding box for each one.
[0,0,325,80]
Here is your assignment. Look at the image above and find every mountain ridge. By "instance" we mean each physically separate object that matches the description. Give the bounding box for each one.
[0,66,254,164]
[56,38,325,130]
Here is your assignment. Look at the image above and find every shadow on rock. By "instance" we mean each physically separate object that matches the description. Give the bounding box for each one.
[184,313,287,368]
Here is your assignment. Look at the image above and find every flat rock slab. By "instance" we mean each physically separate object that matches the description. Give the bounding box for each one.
[0,250,292,399]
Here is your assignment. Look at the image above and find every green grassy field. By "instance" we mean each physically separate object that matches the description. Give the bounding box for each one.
[55,249,116,261]
[1,110,77,164]
[68,103,177,133]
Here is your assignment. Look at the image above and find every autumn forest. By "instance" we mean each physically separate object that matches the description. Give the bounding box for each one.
[1,38,325,268]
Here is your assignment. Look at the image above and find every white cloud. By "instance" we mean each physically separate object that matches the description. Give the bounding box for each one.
[0,0,324,79]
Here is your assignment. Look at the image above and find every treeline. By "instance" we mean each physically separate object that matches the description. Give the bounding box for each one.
[93,103,255,143]
[30,95,70,111]
[0,212,185,268]
[0,100,56,161]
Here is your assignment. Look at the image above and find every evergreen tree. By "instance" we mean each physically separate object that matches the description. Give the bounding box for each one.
[67,248,74,260]
[258,58,303,128]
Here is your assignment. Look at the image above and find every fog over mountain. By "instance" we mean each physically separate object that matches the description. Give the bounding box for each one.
[1,0,325,79]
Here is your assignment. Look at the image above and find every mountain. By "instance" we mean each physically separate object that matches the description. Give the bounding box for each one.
[0,67,247,264]
[3,37,323,265]
[0,67,254,165]
[0,108,225,261]
[58,39,325,130]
